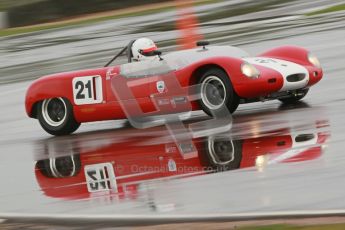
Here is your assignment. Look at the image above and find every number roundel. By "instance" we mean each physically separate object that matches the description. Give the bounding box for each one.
[72,76,103,105]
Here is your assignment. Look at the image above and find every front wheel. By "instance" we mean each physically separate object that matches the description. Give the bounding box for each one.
[279,88,309,104]
[204,136,242,171]
[198,68,239,116]
[37,97,80,136]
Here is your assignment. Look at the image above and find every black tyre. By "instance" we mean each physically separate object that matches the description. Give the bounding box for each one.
[279,88,309,104]
[204,136,242,171]
[198,68,239,116]
[37,97,80,136]
[36,155,81,178]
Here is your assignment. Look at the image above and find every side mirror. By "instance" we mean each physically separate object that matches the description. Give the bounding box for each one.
[196,41,210,50]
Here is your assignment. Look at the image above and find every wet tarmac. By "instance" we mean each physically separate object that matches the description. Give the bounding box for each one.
[0,0,345,225]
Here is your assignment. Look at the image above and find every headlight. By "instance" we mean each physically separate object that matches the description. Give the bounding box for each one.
[308,53,321,68]
[241,62,260,78]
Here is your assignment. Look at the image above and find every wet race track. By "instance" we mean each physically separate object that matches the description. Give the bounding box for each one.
[0,0,345,226]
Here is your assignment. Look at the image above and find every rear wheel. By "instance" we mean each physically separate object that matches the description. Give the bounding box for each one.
[279,88,309,104]
[37,97,80,136]
[198,68,239,116]
[36,155,81,178]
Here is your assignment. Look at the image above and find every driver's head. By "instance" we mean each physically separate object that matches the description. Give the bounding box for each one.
[130,38,158,62]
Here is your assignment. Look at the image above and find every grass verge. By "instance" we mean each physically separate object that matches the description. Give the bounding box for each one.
[240,223,345,230]
[0,0,222,37]
[306,4,345,16]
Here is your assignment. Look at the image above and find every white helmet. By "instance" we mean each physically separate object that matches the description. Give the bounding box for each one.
[130,37,158,62]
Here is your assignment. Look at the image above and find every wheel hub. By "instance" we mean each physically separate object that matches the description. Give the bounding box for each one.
[42,98,67,127]
[201,76,226,110]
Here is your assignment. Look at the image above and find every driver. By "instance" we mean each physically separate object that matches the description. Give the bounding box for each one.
[127,37,159,62]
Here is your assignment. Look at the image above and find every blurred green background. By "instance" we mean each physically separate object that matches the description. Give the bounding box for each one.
[0,0,170,27]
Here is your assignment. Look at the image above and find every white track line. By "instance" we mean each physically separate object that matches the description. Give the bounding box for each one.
[2,210,345,222]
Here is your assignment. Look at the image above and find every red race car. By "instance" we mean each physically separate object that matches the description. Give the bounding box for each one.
[25,38,323,135]
[34,120,329,201]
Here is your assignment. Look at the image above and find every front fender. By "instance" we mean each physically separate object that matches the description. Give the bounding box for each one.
[25,75,74,118]
[259,45,311,65]
[259,46,323,87]
[177,56,283,99]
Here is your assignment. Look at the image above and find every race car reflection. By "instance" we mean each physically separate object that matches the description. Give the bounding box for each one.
[35,120,330,200]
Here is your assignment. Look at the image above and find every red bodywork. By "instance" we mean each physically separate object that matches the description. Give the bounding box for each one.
[35,128,329,200]
[25,46,323,123]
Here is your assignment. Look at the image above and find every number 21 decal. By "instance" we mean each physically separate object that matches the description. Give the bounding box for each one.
[72,76,103,105]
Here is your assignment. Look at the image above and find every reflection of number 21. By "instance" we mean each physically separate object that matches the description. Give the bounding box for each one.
[75,80,92,99]
[87,170,107,191]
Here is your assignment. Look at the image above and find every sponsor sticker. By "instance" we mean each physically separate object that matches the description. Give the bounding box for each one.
[168,159,177,172]
[156,80,165,93]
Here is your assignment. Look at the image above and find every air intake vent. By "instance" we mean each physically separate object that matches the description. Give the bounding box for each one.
[287,73,306,82]
[295,134,315,142]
